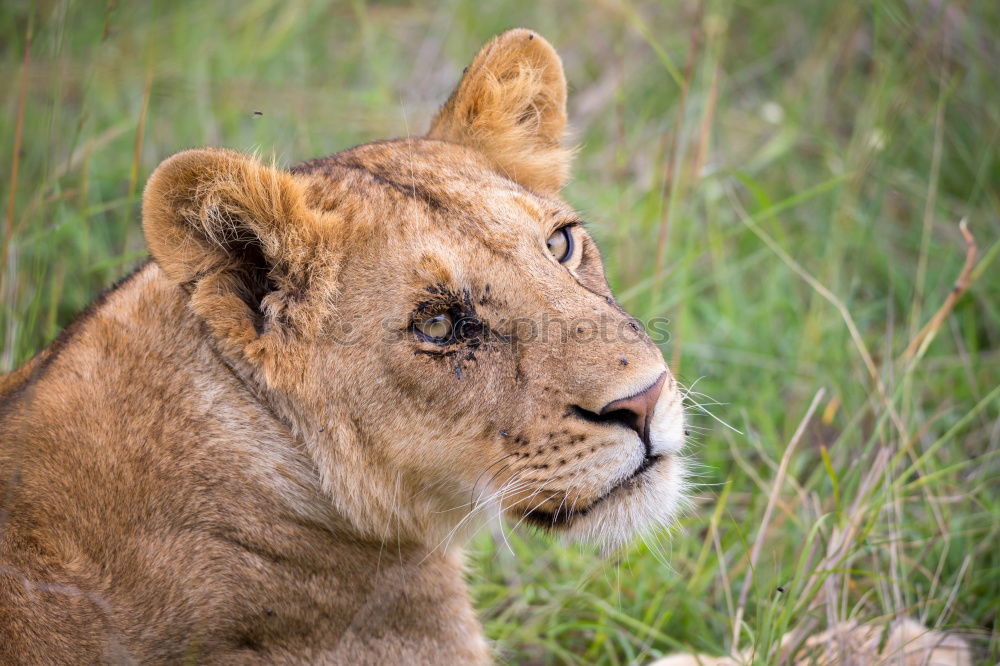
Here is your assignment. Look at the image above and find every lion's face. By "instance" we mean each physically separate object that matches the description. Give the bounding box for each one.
[292,139,686,548]
[142,29,686,550]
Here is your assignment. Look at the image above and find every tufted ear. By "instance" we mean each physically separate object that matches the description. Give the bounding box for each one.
[142,148,332,357]
[428,28,572,193]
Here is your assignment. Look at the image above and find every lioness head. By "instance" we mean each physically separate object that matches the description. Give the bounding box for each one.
[142,29,686,550]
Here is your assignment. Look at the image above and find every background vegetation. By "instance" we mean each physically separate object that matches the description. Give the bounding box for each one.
[2,1,998,663]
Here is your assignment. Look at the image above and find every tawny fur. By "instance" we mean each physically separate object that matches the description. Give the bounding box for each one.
[428,28,574,193]
[0,30,687,663]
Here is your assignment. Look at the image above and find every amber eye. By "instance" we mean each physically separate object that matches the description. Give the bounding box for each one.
[546,226,574,263]
[415,313,453,342]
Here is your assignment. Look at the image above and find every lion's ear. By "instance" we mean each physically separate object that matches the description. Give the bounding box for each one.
[428,28,572,193]
[142,148,329,355]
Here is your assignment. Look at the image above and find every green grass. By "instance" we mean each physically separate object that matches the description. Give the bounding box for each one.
[2,1,998,663]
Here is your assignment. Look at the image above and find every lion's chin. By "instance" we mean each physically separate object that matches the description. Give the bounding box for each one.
[518,455,689,552]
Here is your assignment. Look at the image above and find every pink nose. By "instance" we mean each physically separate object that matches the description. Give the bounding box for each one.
[600,372,666,447]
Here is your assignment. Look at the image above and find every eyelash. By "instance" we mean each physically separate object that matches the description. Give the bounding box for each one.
[412,304,482,346]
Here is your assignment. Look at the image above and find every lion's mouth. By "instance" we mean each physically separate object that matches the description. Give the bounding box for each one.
[520,454,663,528]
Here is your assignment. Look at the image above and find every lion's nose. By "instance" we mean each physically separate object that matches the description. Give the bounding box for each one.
[599,371,666,448]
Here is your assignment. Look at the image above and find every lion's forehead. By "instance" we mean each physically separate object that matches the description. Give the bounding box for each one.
[294,139,573,233]
[292,146,586,322]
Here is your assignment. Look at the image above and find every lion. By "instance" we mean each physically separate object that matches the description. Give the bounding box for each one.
[0,29,687,664]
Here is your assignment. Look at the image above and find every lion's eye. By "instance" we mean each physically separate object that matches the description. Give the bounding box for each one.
[546,227,574,263]
[415,313,453,342]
